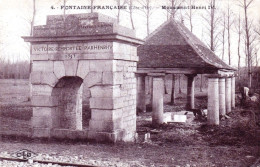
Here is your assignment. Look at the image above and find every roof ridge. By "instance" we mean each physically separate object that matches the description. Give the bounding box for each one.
[144,18,173,41]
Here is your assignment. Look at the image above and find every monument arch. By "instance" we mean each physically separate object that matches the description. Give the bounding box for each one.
[23,13,143,142]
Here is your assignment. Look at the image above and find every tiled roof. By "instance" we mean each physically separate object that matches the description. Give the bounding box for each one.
[137,19,235,71]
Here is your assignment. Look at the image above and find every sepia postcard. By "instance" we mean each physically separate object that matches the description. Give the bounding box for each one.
[0,0,259,166]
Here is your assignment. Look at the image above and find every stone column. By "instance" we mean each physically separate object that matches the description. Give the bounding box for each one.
[149,76,153,105]
[219,77,226,116]
[170,74,176,105]
[151,74,165,126]
[145,76,149,94]
[231,76,236,109]
[185,74,196,110]
[225,77,232,113]
[207,76,219,125]
[136,73,146,113]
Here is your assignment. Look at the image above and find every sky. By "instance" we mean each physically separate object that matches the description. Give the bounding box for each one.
[0,0,259,67]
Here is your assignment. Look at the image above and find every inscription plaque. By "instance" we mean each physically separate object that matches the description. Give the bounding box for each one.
[32,42,113,55]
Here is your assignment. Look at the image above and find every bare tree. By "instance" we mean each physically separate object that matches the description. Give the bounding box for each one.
[184,0,196,32]
[210,0,216,51]
[238,0,255,87]
[129,0,135,30]
[125,0,136,30]
[89,0,95,13]
[202,0,221,52]
[63,0,66,16]
[136,0,154,36]
[28,0,36,100]
[114,0,127,23]
[165,0,185,20]
[226,3,234,65]
[234,13,242,78]
[255,19,260,38]
[220,11,226,60]
[253,47,259,66]
[30,0,36,36]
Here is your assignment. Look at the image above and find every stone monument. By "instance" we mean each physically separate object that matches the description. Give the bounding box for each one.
[23,13,143,142]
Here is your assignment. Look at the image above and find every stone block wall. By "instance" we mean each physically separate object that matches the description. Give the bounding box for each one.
[88,43,138,142]
[116,60,137,141]
[30,41,138,142]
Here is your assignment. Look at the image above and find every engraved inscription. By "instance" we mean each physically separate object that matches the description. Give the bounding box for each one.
[32,42,113,55]
[65,54,76,59]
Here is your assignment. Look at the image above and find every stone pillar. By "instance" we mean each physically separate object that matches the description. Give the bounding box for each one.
[219,77,226,116]
[151,74,165,126]
[207,77,219,125]
[185,74,196,110]
[75,84,83,130]
[231,76,236,109]
[30,61,59,138]
[170,74,176,105]
[149,76,153,104]
[136,73,146,113]
[225,77,232,113]
[145,76,149,94]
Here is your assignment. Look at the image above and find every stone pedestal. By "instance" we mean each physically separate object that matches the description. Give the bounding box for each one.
[207,77,219,125]
[219,78,226,116]
[231,76,236,108]
[186,74,196,109]
[225,77,232,113]
[136,73,146,113]
[23,13,143,142]
[151,75,165,126]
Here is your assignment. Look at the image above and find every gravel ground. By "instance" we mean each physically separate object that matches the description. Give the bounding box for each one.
[0,160,66,167]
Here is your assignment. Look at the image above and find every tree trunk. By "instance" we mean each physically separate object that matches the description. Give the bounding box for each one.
[116,0,121,23]
[29,0,36,101]
[227,6,231,65]
[63,0,66,16]
[146,0,150,35]
[171,0,175,18]
[189,0,193,32]
[90,0,94,13]
[237,14,241,79]
[244,0,252,88]
[222,13,225,60]
[129,0,135,30]
[210,0,215,52]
